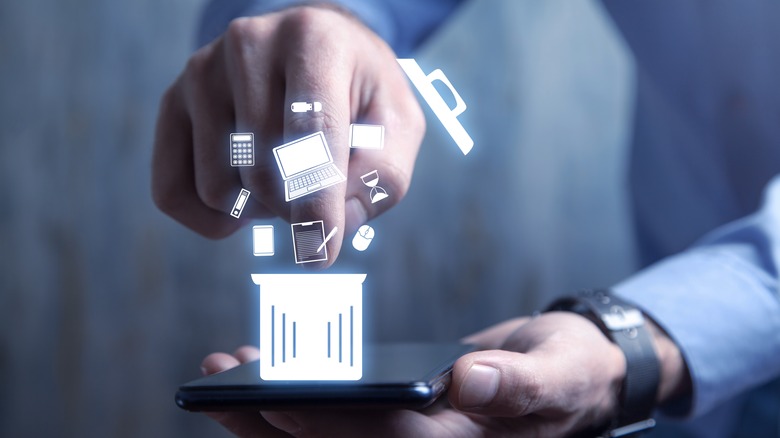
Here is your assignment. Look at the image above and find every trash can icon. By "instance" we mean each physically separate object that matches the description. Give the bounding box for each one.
[251,274,366,381]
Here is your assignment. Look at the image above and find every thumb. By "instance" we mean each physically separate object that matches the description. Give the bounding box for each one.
[449,350,551,417]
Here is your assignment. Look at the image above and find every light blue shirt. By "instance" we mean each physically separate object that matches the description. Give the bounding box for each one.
[198,0,780,435]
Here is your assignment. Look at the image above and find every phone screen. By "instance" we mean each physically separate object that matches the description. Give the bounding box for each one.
[176,342,475,411]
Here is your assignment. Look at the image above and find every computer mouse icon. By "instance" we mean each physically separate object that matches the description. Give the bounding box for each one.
[352,225,375,252]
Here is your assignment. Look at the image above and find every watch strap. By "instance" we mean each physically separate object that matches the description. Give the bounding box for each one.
[548,290,660,436]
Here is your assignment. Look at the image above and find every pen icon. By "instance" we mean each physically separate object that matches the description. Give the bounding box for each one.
[317,226,338,253]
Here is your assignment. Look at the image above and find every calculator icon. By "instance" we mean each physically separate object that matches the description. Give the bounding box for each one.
[230,133,255,167]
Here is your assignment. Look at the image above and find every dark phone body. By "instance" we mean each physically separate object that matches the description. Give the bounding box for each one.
[176,342,475,411]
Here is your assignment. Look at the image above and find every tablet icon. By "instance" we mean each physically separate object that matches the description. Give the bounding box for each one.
[360,170,389,204]
[397,59,474,155]
[349,124,384,150]
[252,225,274,256]
[352,225,374,252]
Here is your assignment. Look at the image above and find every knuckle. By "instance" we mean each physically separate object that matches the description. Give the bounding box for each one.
[382,160,412,201]
[224,16,262,48]
[408,102,427,138]
[183,47,211,88]
[242,175,282,209]
[223,16,277,89]
[286,110,341,137]
[279,6,347,52]
[279,6,325,35]
[223,16,272,83]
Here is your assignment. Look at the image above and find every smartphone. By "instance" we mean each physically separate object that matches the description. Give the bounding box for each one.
[176,342,475,412]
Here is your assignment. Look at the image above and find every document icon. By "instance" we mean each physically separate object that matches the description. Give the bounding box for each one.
[397,59,474,155]
[252,274,366,381]
[291,221,327,264]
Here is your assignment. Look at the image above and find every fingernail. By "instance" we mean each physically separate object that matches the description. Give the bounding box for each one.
[200,366,208,376]
[459,364,500,409]
[262,412,301,434]
[345,197,367,231]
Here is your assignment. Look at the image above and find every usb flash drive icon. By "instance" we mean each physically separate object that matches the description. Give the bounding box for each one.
[231,188,251,218]
[291,102,323,113]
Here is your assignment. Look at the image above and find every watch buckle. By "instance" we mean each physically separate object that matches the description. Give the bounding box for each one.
[601,306,644,331]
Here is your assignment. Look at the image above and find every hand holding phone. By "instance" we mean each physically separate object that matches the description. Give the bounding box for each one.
[189,315,635,438]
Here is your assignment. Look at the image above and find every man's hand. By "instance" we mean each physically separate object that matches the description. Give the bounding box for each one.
[152,6,425,267]
[201,313,646,437]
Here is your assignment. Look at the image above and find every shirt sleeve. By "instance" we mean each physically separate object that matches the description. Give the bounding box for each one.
[196,0,463,55]
[613,175,780,418]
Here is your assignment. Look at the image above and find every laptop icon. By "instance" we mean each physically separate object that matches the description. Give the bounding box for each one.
[273,131,347,202]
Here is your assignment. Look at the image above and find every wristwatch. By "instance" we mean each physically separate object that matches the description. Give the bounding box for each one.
[547,290,660,437]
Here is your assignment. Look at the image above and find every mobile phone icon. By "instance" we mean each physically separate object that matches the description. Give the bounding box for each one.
[253,225,275,256]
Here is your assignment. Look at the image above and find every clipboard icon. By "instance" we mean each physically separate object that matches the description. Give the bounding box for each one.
[397,59,474,155]
[291,221,327,264]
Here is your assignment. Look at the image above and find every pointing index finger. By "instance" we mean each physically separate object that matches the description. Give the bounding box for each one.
[280,51,352,268]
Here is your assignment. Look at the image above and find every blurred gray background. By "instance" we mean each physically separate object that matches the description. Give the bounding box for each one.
[0,0,636,436]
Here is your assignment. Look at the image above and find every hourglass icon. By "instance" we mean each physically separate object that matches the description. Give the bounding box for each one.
[359,170,389,204]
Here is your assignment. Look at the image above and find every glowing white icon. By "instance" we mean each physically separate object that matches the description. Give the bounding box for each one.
[291,220,328,264]
[349,124,384,150]
[253,274,366,380]
[230,188,250,218]
[352,225,374,252]
[397,59,474,155]
[230,133,255,167]
[360,170,389,204]
[252,225,274,256]
[273,131,346,202]
[291,102,323,113]
[317,226,338,253]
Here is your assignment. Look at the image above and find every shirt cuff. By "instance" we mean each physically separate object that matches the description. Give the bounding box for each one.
[613,244,780,418]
